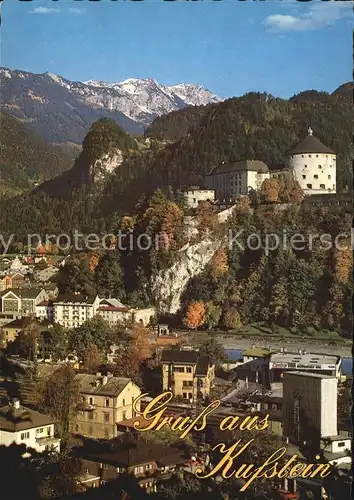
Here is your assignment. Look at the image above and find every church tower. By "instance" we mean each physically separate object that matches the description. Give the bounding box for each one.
[286,128,336,195]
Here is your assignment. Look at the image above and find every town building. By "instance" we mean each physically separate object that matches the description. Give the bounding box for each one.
[35,300,54,322]
[53,293,100,328]
[204,160,270,200]
[269,350,341,384]
[0,272,26,291]
[161,350,215,402]
[286,127,336,195]
[77,437,186,493]
[0,399,60,453]
[0,288,48,315]
[73,373,142,440]
[97,298,130,326]
[181,187,215,209]
[283,372,338,446]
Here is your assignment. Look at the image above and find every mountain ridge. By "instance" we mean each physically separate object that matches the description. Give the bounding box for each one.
[0,68,221,144]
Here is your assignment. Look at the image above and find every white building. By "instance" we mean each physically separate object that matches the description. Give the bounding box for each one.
[0,288,48,315]
[0,400,60,453]
[286,127,336,195]
[182,187,215,209]
[97,298,131,326]
[204,160,269,200]
[97,299,155,327]
[269,350,341,383]
[283,372,338,445]
[53,293,100,328]
[35,300,54,322]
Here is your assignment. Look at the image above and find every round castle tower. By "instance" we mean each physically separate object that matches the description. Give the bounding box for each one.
[286,127,336,195]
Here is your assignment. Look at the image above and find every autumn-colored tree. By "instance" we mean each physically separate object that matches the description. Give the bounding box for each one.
[259,178,280,204]
[222,307,242,330]
[278,177,304,204]
[83,343,101,373]
[87,251,100,272]
[333,243,352,284]
[209,247,229,281]
[130,326,151,361]
[196,200,218,235]
[184,301,206,329]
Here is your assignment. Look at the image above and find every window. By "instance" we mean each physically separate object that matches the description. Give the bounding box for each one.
[306,184,312,189]
[301,155,304,158]
[88,412,93,420]
[320,184,325,189]
[318,165,322,169]
[122,411,127,420]
[104,412,110,423]
[316,155,319,158]
[122,398,125,406]
[328,175,331,180]
[89,397,94,405]
[309,155,312,158]
[105,398,110,407]
[314,175,318,179]
[302,175,306,179]
[36,428,44,434]
[186,367,192,373]
[183,392,187,399]
[115,467,121,473]
[174,367,184,373]
[337,442,346,448]
[304,165,307,168]
[21,432,30,440]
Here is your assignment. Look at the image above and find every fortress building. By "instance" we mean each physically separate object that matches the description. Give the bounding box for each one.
[286,128,336,195]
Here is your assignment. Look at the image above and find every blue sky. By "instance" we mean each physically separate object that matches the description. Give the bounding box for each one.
[2,0,352,98]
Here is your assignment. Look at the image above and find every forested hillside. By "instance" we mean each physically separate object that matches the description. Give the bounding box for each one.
[0,113,75,194]
[0,88,352,237]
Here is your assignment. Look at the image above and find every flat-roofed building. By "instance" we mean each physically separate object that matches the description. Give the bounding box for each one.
[182,187,215,209]
[283,371,338,447]
[269,350,341,383]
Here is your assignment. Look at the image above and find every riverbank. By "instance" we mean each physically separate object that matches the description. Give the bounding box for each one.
[214,335,352,357]
[187,330,352,357]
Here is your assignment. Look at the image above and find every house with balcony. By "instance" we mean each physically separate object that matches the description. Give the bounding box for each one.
[53,293,100,328]
[0,399,60,453]
[72,373,142,440]
[161,349,215,402]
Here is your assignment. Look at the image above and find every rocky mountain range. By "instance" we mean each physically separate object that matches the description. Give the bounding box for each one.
[0,68,221,144]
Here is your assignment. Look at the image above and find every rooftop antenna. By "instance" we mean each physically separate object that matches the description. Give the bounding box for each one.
[308,127,313,136]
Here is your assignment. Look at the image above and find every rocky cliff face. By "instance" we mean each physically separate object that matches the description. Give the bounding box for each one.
[89,149,124,184]
[152,238,222,314]
[151,206,237,314]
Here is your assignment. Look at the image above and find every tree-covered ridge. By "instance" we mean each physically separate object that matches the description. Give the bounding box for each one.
[145,104,213,142]
[0,88,352,236]
[0,112,75,194]
[36,118,139,198]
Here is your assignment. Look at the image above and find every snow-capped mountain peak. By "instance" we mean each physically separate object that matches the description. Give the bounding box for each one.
[1,67,223,133]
